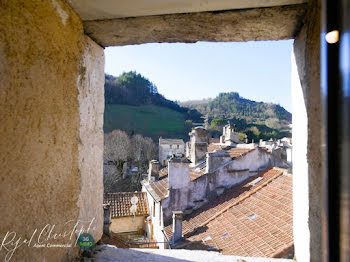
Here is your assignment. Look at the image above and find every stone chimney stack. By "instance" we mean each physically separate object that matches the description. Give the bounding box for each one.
[103,204,111,236]
[189,127,208,166]
[172,211,183,243]
[148,160,160,182]
[168,156,191,189]
[221,124,240,145]
[206,150,231,173]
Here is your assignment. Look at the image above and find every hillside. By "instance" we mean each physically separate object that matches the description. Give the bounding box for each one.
[180,92,291,130]
[105,72,202,122]
[104,104,188,140]
[104,72,291,142]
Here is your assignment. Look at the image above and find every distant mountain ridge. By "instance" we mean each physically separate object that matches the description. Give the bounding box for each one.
[104,72,291,141]
[180,92,291,130]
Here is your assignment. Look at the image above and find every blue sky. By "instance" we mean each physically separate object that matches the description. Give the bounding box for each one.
[105,40,293,112]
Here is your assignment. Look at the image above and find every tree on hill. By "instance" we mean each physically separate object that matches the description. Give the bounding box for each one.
[105,71,157,105]
[105,72,202,122]
[211,118,227,128]
[180,92,292,131]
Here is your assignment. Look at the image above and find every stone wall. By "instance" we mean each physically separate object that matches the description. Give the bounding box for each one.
[110,216,144,233]
[83,4,307,47]
[292,0,322,261]
[0,1,104,261]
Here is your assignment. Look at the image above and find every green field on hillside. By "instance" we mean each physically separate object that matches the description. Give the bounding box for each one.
[104,104,186,139]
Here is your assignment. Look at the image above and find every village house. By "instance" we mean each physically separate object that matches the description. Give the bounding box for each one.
[219,123,241,145]
[141,126,289,251]
[103,192,149,234]
[159,137,185,166]
[259,138,293,165]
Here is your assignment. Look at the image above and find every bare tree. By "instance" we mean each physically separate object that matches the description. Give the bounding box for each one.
[104,130,131,192]
[104,130,158,192]
[130,134,158,188]
[104,130,131,168]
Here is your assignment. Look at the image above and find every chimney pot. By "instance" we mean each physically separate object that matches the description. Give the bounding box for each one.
[172,211,183,243]
[148,160,160,181]
[103,204,111,236]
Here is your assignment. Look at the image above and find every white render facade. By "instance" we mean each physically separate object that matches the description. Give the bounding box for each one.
[158,137,185,166]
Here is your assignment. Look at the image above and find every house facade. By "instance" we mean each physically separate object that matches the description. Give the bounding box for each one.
[104,192,149,234]
[158,137,185,166]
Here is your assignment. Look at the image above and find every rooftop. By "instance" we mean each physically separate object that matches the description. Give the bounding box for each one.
[208,144,255,159]
[104,192,149,218]
[147,146,258,201]
[159,138,185,145]
[163,167,293,258]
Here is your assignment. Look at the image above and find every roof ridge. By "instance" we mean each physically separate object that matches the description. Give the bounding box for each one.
[197,167,285,228]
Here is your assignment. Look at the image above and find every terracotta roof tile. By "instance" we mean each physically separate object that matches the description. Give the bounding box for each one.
[208,144,255,159]
[164,167,293,258]
[209,138,220,144]
[104,192,149,218]
[189,168,207,181]
[158,167,168,179]
[149,177,169,200]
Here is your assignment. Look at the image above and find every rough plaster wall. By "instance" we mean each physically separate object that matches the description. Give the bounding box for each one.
[0,0,104,261]
[83,4,307,47]
[77,36,105,244]
[229,150,271,171]
[292,0,322,261]
[110,217,144,233]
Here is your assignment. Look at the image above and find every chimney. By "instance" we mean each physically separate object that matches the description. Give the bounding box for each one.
[148,160,160,182]
[172,211,183,243]
[168,156,191,189]
[189,127,208,166]
[122,162,128,179]
[103,204,111,236]
[223,124,240,145]
[206,150,231,173]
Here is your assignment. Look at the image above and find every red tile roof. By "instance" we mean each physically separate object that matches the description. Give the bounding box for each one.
[149,165,206,201]
[164,167,293,258]
[104,192,149,218]
[149,177,169,200]
[207,143,231,153]
[209,138,220,144]
[208,144,255,159]
[159,167,169,179]
[189,167,207,181]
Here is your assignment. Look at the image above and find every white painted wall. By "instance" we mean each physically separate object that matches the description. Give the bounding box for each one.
[159,143,185,166]
[291,47,310,262]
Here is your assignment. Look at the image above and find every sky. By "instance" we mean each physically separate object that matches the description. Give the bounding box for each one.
[104,40,293,112]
